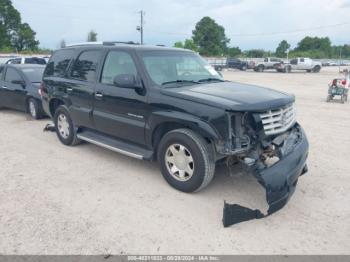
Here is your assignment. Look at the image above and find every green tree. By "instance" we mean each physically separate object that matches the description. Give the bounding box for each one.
[244,49,266,58]
[12,23,39,51]
[174,41,184,48]
[173,39,198,52]
[183,39,198,52]
[295,36,331,56]
[227,46,241,57]
[275,40,290,58]
[192,16,230,56]
[0,0,39,51]
[87,30,97,42]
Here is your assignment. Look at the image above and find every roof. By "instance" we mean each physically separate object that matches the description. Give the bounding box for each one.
[62,42,193,53]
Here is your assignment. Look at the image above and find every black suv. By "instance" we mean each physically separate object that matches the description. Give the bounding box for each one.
[41,42,308,212]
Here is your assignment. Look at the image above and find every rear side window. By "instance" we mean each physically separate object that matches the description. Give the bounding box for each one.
[5,68,23,82]
[44,49,74,77]
[25,58,47,65]
[71,50,101,82]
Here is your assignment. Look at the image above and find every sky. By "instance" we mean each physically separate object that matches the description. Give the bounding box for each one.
[12,0,350,50]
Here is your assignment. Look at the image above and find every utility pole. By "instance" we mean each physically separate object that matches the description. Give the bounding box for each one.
[136,10,145,45]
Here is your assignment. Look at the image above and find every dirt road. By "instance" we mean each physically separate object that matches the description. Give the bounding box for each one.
[0,67,349,254]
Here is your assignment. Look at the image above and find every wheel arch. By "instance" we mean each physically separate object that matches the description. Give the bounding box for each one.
[148,112,221,156]
[49,97,66,116]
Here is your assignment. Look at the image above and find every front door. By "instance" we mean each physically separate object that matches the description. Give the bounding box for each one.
[3,67,27,111]
[93,50,147,146]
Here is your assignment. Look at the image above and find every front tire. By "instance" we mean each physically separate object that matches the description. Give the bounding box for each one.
[53,105,81,146]
[157,128,215,193]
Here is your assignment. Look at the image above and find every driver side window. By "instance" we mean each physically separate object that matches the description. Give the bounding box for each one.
[101,51,137,85]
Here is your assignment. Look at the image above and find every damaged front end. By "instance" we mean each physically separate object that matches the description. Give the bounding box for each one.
[219,105,309,227]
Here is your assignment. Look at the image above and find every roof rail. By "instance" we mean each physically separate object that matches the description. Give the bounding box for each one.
[102,41,139,45]
[66,42,103,47]
[66,41,139,47]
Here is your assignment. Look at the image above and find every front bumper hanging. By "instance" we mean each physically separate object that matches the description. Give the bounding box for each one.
[223,125,309,227]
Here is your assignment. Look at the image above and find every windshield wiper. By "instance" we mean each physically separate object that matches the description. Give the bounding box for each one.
[161,80,200,86]
[198,78,225,83]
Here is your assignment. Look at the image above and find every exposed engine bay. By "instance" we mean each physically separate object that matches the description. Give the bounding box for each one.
[221,109,309,227]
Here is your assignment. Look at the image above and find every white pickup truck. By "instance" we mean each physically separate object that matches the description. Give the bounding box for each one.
[254,57,283,72]
[275,58,322,73]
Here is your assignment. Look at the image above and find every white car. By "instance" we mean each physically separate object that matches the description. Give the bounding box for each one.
[6,57,47,65]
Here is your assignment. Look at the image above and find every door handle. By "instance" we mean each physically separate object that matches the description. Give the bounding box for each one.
[95,92,103,98]
[66,88,73,92]
[2,86,8,89]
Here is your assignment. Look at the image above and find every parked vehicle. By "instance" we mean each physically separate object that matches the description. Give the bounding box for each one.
[0,64,46,119]
[276,58,322,73]
[6,57,47,65]
[327,78,348,103]
[226,58,249,71]
[209,57,248,71]
[41,43,308,214]
[253,57,282,72]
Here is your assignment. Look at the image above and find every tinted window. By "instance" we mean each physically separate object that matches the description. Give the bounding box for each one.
[7,58,21,64]
[21,68,45,82]
[25,58,47,65]
[71,50,101,82]
[101,51,137,85]
[44,49,74,77]
[5,68,23,82]
[290,59,297,65]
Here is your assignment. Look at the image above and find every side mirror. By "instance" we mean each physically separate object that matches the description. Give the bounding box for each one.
[113,74,141,89]
[11,79,26,87]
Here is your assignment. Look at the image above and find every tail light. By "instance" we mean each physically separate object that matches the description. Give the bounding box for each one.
[341,80,346,86]
[38,81,47,96]
[332,79,337,86]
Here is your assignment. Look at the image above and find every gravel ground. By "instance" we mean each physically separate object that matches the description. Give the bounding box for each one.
[0,67,349,255]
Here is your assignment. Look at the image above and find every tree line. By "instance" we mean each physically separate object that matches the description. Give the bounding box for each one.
[174,16,350,59]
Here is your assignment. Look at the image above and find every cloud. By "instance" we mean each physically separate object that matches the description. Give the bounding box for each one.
[12,0,350,50]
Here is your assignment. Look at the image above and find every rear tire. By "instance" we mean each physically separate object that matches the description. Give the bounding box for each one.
[53,105,81,146]
[313,66,321,73]
[157,128,215,193]
[27,98,43,120]
[257,65,264,72]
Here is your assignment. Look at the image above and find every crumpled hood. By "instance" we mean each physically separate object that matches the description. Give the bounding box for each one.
[161,81,295,112]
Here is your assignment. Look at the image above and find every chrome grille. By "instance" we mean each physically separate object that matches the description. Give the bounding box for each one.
[260,103,296,135]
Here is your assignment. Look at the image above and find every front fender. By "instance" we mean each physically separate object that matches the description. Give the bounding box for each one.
[146,110,223,147]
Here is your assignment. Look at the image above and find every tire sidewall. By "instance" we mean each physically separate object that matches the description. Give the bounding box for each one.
[28,98,38,119]
[158,131,208,193]
[54,105,76,146]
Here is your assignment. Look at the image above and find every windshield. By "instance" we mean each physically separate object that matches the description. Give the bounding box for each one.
[21,68,45,83]
[140,51,222,86]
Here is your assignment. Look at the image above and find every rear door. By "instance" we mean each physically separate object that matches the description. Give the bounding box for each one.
[93,49,147,145]
[65,49,103,128]
[3,67,27,111]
